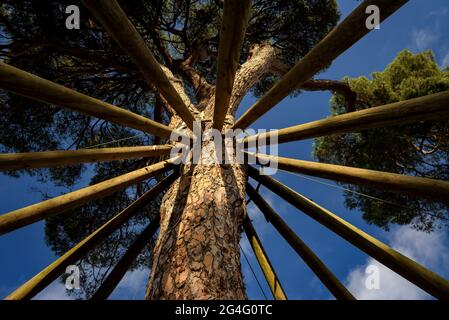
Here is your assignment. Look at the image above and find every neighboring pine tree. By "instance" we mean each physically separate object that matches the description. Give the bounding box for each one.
[314,50,449,233]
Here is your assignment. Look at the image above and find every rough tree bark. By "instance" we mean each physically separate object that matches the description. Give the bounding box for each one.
[145,44,277,300]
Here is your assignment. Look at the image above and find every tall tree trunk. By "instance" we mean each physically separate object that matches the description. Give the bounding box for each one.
[145,147,248,299]
[145,44,277,299]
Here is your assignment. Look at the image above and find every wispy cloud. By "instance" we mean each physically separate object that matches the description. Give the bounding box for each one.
[442,52,449,67]
[409,5,449,67]
[427,8,449,17]
[412,29,438,51]
[345,226,449,300]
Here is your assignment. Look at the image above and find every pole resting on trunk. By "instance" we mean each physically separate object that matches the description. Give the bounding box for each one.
[242,216,288,300]
[242,90,449,146]
[0,158,179,235]
[0,62,183,140]
[248,165,449,300]
[249,152,449,204]
[82,0,195,130]
[0,145,173,171]
[246,184,355,300]
[4,172,178,300]
[213,0,251,131]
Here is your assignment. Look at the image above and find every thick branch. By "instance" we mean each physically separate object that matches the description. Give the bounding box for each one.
[129,24,212,106]
[271,60,357,112]
[228,44,278,117]
[148,29,173,67]
[173,57,213,101]
[172,34,214,102]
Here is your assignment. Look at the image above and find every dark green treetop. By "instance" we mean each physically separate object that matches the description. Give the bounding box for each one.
[314,50,449,232]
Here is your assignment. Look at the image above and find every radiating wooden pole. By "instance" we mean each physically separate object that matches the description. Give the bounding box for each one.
[0,145,172,171]
[243,90,449,146]
[242,216,287,300]
[4,173,177,300]
[91,219,160,300]
[82,0,195,130]
[248,166,449,300]
[0,158,179,235]
[234,0,408,129]
[246,184,354,300]
[249,153,449,203]
[213,0,251,131]
[0,62,183,140]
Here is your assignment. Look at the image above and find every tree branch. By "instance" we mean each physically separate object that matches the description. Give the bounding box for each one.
[228,43,278,116]
[147,26,213,102]
[148,29,173,66]
[5,41,137,74]
[173,55,213,102]
[270,60,357,113]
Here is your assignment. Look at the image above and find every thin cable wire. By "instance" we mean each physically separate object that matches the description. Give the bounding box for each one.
[81,133,146,149]
[239,243,269,300]
[276,168,409,208]
[276,168,449,221]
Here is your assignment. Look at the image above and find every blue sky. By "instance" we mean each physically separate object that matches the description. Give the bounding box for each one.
[1,0,449,300]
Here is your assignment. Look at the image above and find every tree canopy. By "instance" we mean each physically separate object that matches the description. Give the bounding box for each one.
[314,50,449,232]
[0,0,340,298]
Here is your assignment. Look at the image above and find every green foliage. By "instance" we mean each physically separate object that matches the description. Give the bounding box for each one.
[314,50,449,232]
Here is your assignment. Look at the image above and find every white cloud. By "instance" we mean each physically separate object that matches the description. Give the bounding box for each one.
[345,226,449,300]
[442,52,449,67]
[412,29,438,51]
[427,8,449,17]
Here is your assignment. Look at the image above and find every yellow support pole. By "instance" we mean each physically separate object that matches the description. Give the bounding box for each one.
[0,145,172,171]
[249,153,449,203]
[82,0,195,130]
[4,173,177,300]
[242,90,449,146]
[0,62,182,139]
[234,0,408,129]
[248,165,449,300]
[243,216,288,300]
[0,158,179,235]
[247,184,354,300]
[213,0,251,131]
